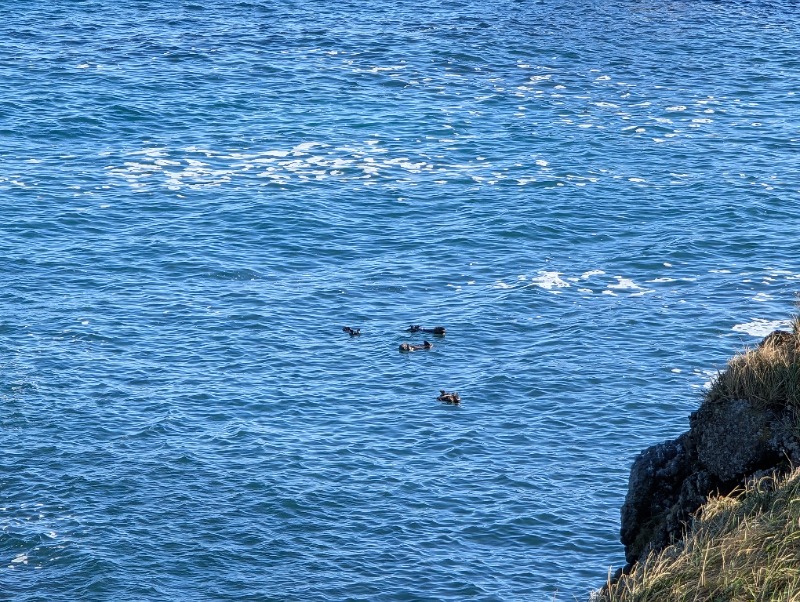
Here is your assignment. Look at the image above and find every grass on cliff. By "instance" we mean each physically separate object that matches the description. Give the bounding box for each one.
[706,316,800,408]
[598,469,800,602]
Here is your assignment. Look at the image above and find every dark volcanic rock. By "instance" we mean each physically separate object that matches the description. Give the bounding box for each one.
[690,397,780,483]
[618,330,800,573]
[759,329,797,349]
[620,433,697,565]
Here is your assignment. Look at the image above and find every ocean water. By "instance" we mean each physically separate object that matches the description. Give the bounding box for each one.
[2,1,799,599]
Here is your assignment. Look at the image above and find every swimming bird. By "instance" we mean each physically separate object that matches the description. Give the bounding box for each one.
[406,325,446,335]
[399,341,433,352]
[342,326,361,336]
[437,390,461,404]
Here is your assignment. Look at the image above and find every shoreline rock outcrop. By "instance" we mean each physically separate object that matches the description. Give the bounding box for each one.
[616,328,800,575]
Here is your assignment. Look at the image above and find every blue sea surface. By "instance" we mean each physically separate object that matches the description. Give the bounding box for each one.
[2,1,799,599]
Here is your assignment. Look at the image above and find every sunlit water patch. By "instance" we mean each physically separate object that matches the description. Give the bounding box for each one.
[2,1,800,600]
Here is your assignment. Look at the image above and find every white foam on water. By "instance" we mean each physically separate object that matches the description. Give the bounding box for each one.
[122,161,157,171]
[293,142,324,153]
[752,292,773,302]
[183,147,216,156]
[130,148,168,157]
[399,161,425,170]
[222,152,257,160]
[731,319,792,337]
[665,105,687,112]
[580,269,605,280]
[305,156,330,166]
[691,368,718,391]
[281,160,309,171]
[530,272,569,290]
[494,281,514,289]
[608,277,642,290]
[330,158,352,169]
[11,554,27,564]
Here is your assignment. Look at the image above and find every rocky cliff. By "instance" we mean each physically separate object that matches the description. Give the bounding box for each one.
[615,326,800,575]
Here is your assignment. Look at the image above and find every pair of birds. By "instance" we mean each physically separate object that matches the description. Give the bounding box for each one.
[399,324,445,353]
[342,324,445,348]
[341,324,461,404]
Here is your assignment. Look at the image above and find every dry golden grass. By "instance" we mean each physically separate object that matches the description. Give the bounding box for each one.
[598,467,800,602]
[706,317,800,408]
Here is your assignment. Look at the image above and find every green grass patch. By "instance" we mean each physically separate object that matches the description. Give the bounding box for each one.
[599,469,800,601]
[706,317,800,409]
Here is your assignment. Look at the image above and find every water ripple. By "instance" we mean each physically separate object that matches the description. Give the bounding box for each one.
[2,1,800,600]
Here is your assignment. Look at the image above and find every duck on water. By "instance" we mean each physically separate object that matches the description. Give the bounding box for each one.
[437,390,461,404]
[399,341,433,352]
[406,325,446,336]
